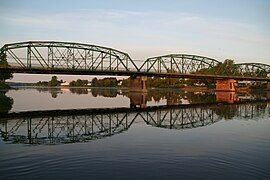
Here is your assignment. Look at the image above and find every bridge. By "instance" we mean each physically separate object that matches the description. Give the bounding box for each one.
[1,41,270,92]
[0,101,268,145]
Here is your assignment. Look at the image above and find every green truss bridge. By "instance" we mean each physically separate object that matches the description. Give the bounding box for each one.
[0,41,269,91]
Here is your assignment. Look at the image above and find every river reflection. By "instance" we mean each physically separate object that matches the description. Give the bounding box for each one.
[0,90,14,113]
[1,101,269,145]
[11,87,270,107]
[1,88,270,145]
[1,88,270,180]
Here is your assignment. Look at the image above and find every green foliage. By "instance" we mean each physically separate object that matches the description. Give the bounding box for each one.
[121,77,184,88]
[48,76,60,86]
[0,83,10,90]
[0,53,13,82]
[36,76,63,87]
[187,59,240,88]
[195,59,240,76]
[146,77,183,88]
[36,81,49,86]
[121,78,130,87]
[0,92,13,113]
[69,79,89,87]
[91,77,118,87]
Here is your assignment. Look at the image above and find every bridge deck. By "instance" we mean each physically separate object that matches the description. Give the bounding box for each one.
[0,66,269,81]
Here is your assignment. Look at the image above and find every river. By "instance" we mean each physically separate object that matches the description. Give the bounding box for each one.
[0,87,269,180]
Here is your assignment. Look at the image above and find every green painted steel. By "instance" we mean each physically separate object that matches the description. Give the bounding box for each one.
[0,41,139,71]
[140,54,220,74]
[234,63,270,77]
[0,41,270,80]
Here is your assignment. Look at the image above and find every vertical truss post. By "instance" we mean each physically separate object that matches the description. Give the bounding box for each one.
[48,46,53,68]
[27,45,31,68]
[27,118,32,144]
[170,56,173,72]
[109,114,112,135]
[72,48,75,69]
[101,52,103,71]
[84,115,87,134]
[84,49,87,70]
[126,56,128,71]
[109,50,112,71]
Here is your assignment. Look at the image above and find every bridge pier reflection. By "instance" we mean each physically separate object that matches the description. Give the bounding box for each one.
[129,92,147,108]
[216,92,238,103]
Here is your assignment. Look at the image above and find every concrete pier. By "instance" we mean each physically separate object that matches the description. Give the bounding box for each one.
[129,76,147,92]
[216,79,236,92]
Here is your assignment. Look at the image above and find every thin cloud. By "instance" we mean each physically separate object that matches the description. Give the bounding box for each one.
[0,9,269,62]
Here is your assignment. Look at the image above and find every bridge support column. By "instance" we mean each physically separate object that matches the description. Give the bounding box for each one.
[129,76,147,92]
[267,81,270,100]
[216,79,236,92]
[267,81,270,91]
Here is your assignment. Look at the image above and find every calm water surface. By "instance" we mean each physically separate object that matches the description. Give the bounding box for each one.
[0,87,269,180]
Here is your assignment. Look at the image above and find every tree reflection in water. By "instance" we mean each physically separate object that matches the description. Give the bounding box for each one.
[0,90,13,113]
[36,87,62,98]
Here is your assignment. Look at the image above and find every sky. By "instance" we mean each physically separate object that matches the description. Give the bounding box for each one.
[0,0,270,82]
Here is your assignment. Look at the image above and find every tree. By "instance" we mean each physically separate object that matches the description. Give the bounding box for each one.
[0,92,14,113]
[48,76,60,87]
[0,53,13,83]
[69,79,89,87]
[190,59,240,88]
[91,78,98,87]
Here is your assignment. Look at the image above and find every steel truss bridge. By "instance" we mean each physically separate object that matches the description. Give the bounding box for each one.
[0,41,270,81]
[1,101,269,145]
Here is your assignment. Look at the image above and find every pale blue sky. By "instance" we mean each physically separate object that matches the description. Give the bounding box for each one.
[0,0,269,82]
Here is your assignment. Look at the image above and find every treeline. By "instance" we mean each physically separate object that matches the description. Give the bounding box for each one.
[0,53,13,89]
[36,76,63,87]
[69,79,89,87]
[121,77,185,88]
[35,76,120,87]
[69,77,119,87]
[91,77,118,87]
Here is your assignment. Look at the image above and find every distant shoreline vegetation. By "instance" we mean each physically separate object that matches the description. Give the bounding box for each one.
[34,76,120,88]
[36,76,63,87]
[0,52,13,90]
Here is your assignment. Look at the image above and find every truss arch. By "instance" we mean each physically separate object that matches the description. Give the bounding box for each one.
[140,54,221,74]
[0,41,139,71]
[234,63,270,77]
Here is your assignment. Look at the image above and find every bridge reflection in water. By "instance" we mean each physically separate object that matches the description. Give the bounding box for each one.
[0,101,269,145]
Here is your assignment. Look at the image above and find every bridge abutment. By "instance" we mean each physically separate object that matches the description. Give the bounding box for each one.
[129,76,147,92]
[216,79,236,92]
